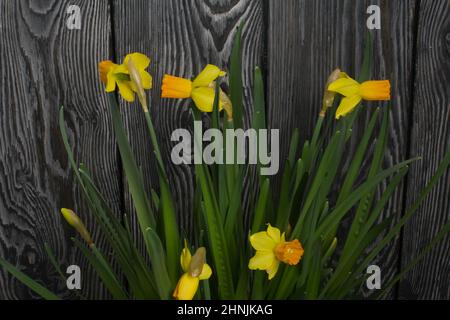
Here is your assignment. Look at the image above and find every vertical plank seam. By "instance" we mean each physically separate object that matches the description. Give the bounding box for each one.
[108,0,122,212]
[108,0,129,295]
[395,0,422,299]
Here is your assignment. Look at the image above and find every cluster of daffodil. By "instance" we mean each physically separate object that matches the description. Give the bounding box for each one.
[99,52,390,121]
[2,31,450,301]
[96,51,393,297]
[99,54,231,118]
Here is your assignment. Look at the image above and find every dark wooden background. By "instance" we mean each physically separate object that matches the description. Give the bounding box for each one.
[0,0,448,300]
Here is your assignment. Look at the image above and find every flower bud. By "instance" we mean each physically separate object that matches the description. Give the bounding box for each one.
[60,208,93,246]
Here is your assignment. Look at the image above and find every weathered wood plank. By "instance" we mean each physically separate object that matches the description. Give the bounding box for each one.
[267,0,417,297]
[400,0,450,300]
[112,0,265,249]
[0,0,119,299]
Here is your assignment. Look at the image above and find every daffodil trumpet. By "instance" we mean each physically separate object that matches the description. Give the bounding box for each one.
[248,224,304,280]
[173,242,212,300]
[327,72,391,119]
[161,64,233,120]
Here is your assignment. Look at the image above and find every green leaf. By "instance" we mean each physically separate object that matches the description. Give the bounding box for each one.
[71,239,127,299]
[155,160,180,282]
[144,228,173,299]
[193,111,234,299]
[343,106,389,249]
[44,243,66,280]
[291,130,343,237]
[316,158,417,241]
[358,31,373,83]
[59,107,86,192]
[251,178,270,234]
[336,108,380,205]
[108,94,156,232]
[288,129,300,167]
[144,108,167,180]
[0,257,60,300]
[377,217,450,299]
[354,149,450,281]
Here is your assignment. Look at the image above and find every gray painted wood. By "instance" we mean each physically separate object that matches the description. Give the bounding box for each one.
[0,0,120,299]
[267,0,417,297]
[400,0,450,300]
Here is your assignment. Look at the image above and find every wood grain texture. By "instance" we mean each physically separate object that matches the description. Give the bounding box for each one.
[400,0,450,300]
[112,0,265,250]
[267,0,417,297]
[0,0,120,299]
[0,0,448,300]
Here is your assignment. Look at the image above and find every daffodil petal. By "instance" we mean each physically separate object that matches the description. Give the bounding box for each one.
[191,87,223,112]
[248,251,276,270]
[114,64,129,75]
[267,224,281,243]
[173,273,199,300]
[140,71,152,89]
[335,95,362,119]
[199,263,212,280]
[117,81,135,102]
[267,260,280,280]
[105,70,117,92]
[328,77,360,97]
[124,52,150,70]
[249,231,277,251]
[192,64,224,87]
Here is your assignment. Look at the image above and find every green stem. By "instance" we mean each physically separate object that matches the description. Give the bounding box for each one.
[144,111,167,179]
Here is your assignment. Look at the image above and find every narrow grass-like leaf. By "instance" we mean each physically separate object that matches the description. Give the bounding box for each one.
[144,228,172,299]
[155,160,180,282]
[377,217,450,299]
[354,149,450,282]
[251,178,270,234]
[316,158,418,240]
[0,257,60,300]
[108,94,156,231]
[193,111,234,299]
[71,239,128,299]
[336,109,380,205]
[342,106,389,254]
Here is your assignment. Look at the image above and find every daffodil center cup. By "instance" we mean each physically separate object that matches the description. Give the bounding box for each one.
[161,75,193,98]
[274,240,304,266]
[359,80,391,100]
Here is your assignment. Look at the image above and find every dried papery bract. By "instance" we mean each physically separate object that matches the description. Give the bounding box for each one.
[189,247,206,277]
[127,58,148,112]
[220,87,233,122]
[321,68,341,117]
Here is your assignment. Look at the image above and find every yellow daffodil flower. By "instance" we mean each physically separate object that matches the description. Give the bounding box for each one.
[249,224,304,280]
[98,53,152,104]
[161,64,232,119]
[60,208,93,247]
[173,242,212,300]
[327,72,391,119]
